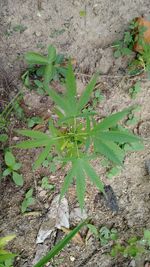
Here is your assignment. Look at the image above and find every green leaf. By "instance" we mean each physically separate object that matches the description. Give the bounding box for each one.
[16,129,49,139]
[0,235,16,248]
[87,224,98,237]
[60,165,75,199]
[98,130,140,143]
[94,139,124,165]
[21,199,28,213]
[93,108,132,132]
[33,220,88,267]
[12,172,23,186]
[5,152,16,167]
[65,62,77,113]
[45,85,70,116]
[75,162,86,210]
[25,188,33,198]
[16,139,52,149]
[3,168,11,177]
[0,134,8,142]
[13,163,21,171]
[77,74,98,113]
[83,160,104,192]
[33,143,52,169]
[47,45,56,62]
[25,52,48,65]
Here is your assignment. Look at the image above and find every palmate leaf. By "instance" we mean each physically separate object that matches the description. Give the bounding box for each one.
[60,158,104,209]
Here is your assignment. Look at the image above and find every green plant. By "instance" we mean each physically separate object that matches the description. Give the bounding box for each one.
[129,82,141,99]
[33,219,88,267]
[16,63,142,209]
[0,235,17,267]
[41,177,55,191]
[27,116,43,128]
[3,151,23,186]
[112,20,137,58]
[87,225,118,245]
[22,45,67,94]
[21,188,36,213]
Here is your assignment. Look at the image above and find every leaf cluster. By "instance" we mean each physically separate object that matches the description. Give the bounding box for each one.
[3,151,23,186]
[22,45,67,94]
[21,188,36,213]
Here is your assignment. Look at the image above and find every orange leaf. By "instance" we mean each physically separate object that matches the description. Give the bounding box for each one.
[134,17,150,52]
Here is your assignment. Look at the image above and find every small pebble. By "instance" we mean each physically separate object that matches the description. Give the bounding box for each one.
[39,190,47,197]
[70,256,75,262]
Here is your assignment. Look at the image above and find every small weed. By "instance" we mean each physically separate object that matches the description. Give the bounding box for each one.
[87,224,150,259]
[0,235,17,267]
[129,82,141,99]
[50,29,65,38]
[12,24,27,33]
[22,45,67,94]
[41,177,55,191]
[21,188,36,213]
[3,151,23,186]
[27,116,43,128]
[79,10,86,17]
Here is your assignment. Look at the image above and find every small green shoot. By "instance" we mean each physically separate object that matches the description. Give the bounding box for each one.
[79,10,86,17]
[0,235,16,266]
[3,151,23,186]
[21,188,36,213]
[27,117,43,128]
[22,45,67,93]
[41,177,55,191]
[129,82,141,99]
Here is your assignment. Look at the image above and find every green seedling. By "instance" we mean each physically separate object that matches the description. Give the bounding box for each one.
[41,177,55,191]
[12,24,27,33]
[22,45,67,93]
[21,188,36,213]
[129,82,141,99]
[0,235,17,267]
[50,29,65,38]
[79,10,86,17]
[27,116,43,128]
[17,63,142,209]
[87,225,118,245]
[3,151,23,186]
[106,166,121,179]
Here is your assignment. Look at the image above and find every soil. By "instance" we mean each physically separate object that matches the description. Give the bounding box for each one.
[0,1,150,267]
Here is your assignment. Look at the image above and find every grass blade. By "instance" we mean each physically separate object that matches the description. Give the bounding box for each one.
[33,220,88,267]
